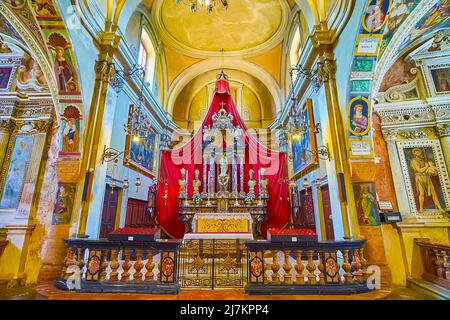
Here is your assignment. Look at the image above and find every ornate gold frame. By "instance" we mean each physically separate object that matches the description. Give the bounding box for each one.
[124,105,158,178]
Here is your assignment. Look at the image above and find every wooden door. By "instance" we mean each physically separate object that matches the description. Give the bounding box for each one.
[99,185,119,239]
[125,198,151,227]
[321,184,335,240]
[298,188,316,231]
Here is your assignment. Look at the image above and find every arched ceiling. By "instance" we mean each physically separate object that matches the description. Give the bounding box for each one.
[152,0,291,57]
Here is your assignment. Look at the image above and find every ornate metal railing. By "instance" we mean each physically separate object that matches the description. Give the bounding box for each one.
[55,238,181,294]
[245,240,371,295]
[415,239,450,290]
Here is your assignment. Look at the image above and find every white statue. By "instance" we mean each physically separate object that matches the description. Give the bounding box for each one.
[248,169,256,198]
[219,153,228,177]
[178,168,187,198]
[192,169,201,198]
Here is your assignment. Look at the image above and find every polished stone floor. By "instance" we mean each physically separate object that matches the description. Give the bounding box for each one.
[0,283,431,300]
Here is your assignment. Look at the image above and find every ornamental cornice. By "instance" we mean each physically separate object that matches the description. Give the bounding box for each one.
[376,103,435,127]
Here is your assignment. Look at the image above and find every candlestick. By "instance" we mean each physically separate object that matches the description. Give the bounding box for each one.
[206,170,212,207]
[184,169,189,207]
[257,169,263,207]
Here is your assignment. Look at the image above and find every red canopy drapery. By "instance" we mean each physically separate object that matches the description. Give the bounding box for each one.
[156,79,291,239]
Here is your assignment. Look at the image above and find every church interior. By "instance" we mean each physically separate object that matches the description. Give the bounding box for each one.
[0,0,449,301]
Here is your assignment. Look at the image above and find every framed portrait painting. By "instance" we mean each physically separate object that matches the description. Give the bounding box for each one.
[430,67,450,94]
[362,0,392,33]
[397,140,450,216]
[292,99,318,178]
[348,97,371,137]
[124,105,158,178]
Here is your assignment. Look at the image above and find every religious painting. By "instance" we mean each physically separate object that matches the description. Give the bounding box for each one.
[353,182,381,226]
[430,67,450,93]
[348,97,371,136]
[59,105,82,154]
[31,0,58,18]
[0,36,12,54]
[0,135,34,209]
[292,99,318,177]
[124,105,158,178]
[0,66,14,90]
[52,183,76,224]
[397,140,450,215]
[46,32,79,94]
[414,0,450,34]
[383,0,419,45]
[362,0,392,33]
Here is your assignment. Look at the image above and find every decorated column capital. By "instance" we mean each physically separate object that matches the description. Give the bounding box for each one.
[437,123,450,138]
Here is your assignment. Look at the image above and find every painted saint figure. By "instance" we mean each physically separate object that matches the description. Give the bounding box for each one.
[365,0,387,32]
[356,185,381,226]
[351,104,368,134]
[47,33,77,93]
[410,148,445,213]
[61,106,82,153]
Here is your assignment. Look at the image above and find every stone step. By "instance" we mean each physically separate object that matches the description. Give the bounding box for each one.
[407,279,450,300]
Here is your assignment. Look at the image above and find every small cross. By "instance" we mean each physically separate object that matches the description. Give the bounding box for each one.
[219,101,226,109]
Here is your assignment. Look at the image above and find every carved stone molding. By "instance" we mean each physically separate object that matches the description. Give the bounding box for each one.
[437,124,450,138]
[382,128,399,142]
[376,103,435,127]
[397,127,437,140]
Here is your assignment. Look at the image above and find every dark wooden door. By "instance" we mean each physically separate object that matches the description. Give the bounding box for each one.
[298,188,316,231]
[321,184,335,240]
[125,198,151,227]
[99,185,119,239]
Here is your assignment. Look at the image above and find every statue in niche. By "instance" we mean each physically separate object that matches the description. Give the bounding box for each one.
[192,169,201,198]
[61,106,82,153]
[260,168,269,198]
[178,168,187,199]
[247,169,256,198]
[410,148,445,213]
[17,56,48,90]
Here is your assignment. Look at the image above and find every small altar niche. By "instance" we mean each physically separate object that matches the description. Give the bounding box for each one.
[178,106,269,240]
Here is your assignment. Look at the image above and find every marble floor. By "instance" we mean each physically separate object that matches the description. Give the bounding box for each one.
[0,283,432,300]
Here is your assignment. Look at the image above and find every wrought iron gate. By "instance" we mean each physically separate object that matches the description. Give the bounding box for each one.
[178,239,248,289]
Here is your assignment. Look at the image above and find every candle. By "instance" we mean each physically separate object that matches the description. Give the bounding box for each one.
[186,169,188,199]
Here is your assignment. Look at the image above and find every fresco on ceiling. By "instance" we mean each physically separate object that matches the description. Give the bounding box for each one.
[394,0,450,56]
[0,135,34,209]
[3,0,27,9]
[31,0,58,18]
[381,0,421,55]
[0,14,25,45]
[379,57,416,92]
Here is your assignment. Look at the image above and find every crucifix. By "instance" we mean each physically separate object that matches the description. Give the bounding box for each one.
[219,101,226,110]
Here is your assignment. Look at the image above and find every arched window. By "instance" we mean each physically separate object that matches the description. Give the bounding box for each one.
[289,26,302,68]
[138,28,156,90]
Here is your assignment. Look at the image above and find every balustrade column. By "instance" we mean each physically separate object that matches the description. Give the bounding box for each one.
[294,250,305,284]
[271,250,281,284]
[121,249,131,282]
[134,249,144,282]
[77,248,86,276]
[100,249,109,281]
[282,250,292,284]
[109,249,119,282]
[306,250,317,284]
[145,248,155,281]
[352,249,363,282]
[342,250,353,283]
[203,155,208,196]
[317,251,325,284]
[62,248,77,280]
[239,155,244,196]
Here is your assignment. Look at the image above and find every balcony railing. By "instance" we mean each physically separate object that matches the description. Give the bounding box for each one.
[415,239,450,290]
[54,235,372,295]
[245,240,371,295]
[55,238,181,294]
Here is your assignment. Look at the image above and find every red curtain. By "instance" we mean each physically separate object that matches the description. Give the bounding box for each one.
[156,80,291,239]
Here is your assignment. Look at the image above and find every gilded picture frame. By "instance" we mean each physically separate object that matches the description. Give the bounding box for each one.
[124,104,158,178]
[348,97,372,137]
[361,0,392,34]
[292,99,319,179]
